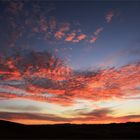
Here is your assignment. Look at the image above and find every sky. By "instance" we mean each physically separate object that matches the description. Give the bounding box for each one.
[0,0,140,124]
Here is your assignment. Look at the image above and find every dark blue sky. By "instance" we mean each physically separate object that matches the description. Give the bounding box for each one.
[0,0,140,70]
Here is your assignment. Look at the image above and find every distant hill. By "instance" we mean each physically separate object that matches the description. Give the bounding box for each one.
[0,120,140,139]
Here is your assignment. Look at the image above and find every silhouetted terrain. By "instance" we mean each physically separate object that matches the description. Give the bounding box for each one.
[0,120,140,139]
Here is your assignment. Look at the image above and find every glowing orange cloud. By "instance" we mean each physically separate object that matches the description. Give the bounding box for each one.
[0,50,140,106]
[55,31,65,39]
[73,34,87,42]
[65,32,76,42]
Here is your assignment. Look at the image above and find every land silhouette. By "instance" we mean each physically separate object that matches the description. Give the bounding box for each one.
[0,120,140,139]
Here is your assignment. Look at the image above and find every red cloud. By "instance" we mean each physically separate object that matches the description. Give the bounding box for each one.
[55,31,65,39]
[0,51,140,106]
[73,34,86,42]
[65,32,76,42]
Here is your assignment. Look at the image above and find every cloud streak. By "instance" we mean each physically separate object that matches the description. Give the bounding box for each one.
[94,27,104,36]
[0,109,140,124]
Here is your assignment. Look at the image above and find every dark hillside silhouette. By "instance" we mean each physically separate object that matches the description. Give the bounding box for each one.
[0,120,140,139]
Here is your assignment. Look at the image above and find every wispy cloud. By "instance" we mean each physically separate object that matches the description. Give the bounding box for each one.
[94,27,104,36]
[105,11,114,23]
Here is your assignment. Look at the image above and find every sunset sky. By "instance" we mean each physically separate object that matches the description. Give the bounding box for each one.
[0,0,140,124]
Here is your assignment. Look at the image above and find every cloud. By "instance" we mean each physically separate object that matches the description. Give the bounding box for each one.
[59,23,70,32]
[73,34,86,42]
[72,114,140,124]
[0,111,69,122]
[0,50,140,106]
[88,27,103,44]
[16,51,71,80]
[65,32,76,42]
[55,23,70,40]
[0,105,42,112]
[54,31,65,39]
[0,2,140,107]
[65,32,87,43]
[94,27,104,36]
[89,36,97,43]
[2,0,110,52]
[105,11,114,23]
[1,111,140,124]
[79,108,113,117]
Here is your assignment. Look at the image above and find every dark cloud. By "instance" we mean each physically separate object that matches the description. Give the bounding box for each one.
[0,111,70,122]
[79,108,113,117]
[1,111,140,124]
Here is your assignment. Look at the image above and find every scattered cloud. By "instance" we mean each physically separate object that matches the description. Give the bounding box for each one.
[1,0,117,55]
